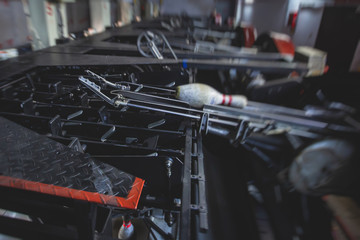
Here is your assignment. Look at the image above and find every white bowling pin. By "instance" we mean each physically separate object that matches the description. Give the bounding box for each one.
[176,83,247,108]
[118,216,134,240]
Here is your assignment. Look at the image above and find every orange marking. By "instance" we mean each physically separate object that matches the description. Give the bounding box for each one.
[0,175,144,209]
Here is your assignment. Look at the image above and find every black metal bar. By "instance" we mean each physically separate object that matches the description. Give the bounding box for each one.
[184,58,309,74]
[195,132,209,231]
[0,76,28,89]
[0,112,184,150]
[49,135,184,157]
[144,217,174,240]
[0,191,77,225]
[0,215,78,240]
[74,202,97,240]
[179,124,193,240]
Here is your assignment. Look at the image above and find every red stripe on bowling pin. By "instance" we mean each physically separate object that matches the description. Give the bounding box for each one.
[228,95,232,106]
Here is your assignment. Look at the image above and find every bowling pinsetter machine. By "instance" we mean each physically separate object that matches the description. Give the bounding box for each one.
[79,70,360,147]
[135,30,308,72]
[78,70,360,240]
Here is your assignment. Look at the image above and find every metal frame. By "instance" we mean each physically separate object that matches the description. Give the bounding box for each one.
[0,64,209,240]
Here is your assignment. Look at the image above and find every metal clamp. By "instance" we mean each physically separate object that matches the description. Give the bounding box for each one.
[85,70,130,90]
[199,113,209,134]
[78,76,128,108]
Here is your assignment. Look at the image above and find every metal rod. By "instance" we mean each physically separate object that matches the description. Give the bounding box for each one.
[79,76,116,106]
[78,73,360,139]
[85,70,118,88]
[113,81,176,93]
[127,101,201,120]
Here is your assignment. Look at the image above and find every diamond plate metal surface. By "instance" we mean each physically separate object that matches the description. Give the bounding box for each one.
[0,117,143,208]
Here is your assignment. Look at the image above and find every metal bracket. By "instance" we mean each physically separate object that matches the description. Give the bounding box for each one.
[98,106,110,123]
[241,125,253,143]
[85,70,129,90]
[68,137,84,153]
[79,92,89,107]
[67,110,83,120]
[49,115,62,136]
[190,174,205,181]
[199,113,209,134]
[234,120,248,142]
[100,126,116,142]
[21,98,35,115]
[190,204,207,213]
[148,119,166,129]
[50,81,63,95]
[78,76,128,108]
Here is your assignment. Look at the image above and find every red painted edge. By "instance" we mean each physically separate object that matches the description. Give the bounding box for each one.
[0,175,144,209]
[273,38,295,56]
[243,27,256,48]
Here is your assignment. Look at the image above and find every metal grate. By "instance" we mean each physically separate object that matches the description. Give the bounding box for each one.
[0,65,208,240]
[0,65,190,198]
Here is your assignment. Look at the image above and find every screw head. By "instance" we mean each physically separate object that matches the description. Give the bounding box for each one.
[173,198,181,207]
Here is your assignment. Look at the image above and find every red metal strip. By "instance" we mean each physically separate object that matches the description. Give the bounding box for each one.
[273,38,295,56]
[243,27,256,48]
[0,175,144,209]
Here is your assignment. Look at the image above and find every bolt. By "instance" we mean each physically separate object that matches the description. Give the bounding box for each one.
[173,198,181,207]
[165,158,173,178]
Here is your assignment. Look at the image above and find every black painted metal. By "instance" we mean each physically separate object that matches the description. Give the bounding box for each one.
[0,116,136,197]
[180,125,193,240]
[0,61,207,239]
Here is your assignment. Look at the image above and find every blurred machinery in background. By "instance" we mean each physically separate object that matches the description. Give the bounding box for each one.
[0,13,360,240]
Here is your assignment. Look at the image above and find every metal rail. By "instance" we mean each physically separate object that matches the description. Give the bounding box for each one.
[79,72,360,142]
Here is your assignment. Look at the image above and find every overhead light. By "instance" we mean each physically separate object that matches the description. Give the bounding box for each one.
[245,0,254,4]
